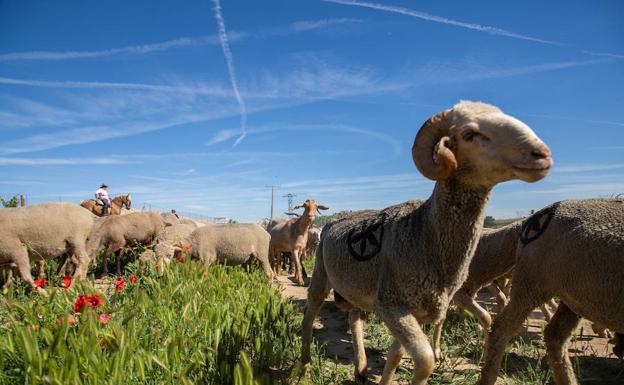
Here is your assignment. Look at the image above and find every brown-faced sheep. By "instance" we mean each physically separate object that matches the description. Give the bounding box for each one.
[301,101,552,385]
[188,223,274,279]
[269,200,328,285]
[479,198,624,385]
[87,211,175,276]
[0,202,96,286]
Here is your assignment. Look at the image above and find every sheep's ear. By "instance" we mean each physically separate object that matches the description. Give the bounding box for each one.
[317,205,329,211]
[293,204,304,210]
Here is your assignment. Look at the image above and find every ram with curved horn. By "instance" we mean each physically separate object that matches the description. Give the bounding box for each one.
[301,101,552,385]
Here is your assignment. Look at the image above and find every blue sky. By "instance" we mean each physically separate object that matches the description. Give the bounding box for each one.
[0,0,622,222]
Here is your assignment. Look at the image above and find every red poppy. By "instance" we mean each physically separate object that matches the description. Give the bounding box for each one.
[155,263,160,270]
[184,245,190,254]
[98,336,105,347]
[129,274,137,284]
[74,294,87,313]
[87,294,104,308]
[202,271,209,278]
[33,324,40,332]
[33,278,46,289]
[98,313,111,325]
[177,255,186,263]
[115,277,125,291]
[62,275,72,289]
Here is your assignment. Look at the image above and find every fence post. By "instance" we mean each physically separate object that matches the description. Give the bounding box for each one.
[20,194,25,207]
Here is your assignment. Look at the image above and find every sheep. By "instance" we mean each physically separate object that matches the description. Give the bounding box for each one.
[301,101,552,385]
[431,221,562,360]
[269,200,329,286]
[274,226,322,278]
[137,221,199,267]
[179,218,201,228]
[478,198,624,385]
[0,202,96,286]
[160,212,180,225]
[188,223,274,279]
[87,211,176,276]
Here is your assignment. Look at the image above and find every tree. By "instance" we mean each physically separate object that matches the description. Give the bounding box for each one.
[0,195,19,208]
[314,213,337,228]
[484,215,496,228]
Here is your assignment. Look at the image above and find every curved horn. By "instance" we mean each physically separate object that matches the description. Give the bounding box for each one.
[412,109,457,181]
[293,204,304,210]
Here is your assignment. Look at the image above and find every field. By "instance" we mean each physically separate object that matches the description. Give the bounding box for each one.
[0,249,621,384]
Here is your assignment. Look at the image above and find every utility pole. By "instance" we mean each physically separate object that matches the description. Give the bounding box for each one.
[282,193,297,213]
[265,185,280,220]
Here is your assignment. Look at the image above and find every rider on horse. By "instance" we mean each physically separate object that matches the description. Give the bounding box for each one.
[95,184,111,215]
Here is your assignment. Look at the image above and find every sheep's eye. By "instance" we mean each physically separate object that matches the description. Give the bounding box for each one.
[462,130,478,142]
[462,130,489,143]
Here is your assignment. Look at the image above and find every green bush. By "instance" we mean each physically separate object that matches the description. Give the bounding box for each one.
[0,261,301,385]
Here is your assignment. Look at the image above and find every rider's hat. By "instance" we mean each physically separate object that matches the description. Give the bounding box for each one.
[100,184,108,188]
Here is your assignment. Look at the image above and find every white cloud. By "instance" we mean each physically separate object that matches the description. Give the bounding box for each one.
[322,0,560,45]
[213,0,247,146]
[0,18,360,62]
[0,157,136,166]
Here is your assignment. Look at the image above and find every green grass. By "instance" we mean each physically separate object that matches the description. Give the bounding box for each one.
[0,254,327,385]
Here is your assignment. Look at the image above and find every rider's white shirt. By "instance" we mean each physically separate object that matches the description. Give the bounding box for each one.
[95,188,110,201]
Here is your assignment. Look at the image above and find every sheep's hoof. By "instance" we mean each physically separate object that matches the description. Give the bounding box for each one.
[434,348,443,361]
[354,370,367,384]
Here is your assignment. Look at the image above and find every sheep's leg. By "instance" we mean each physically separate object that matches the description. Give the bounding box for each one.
[489,282,508,312]
[271,249,281,276]
[432,318,444,361]
[300,251,308,280]
[301,251,331,374]
[613,333,624,358]
[35,260,45,279]
[540,303,554,322]
[377,306,434,385]
[291,248,304,286]
[478,290,547,385]
[1,266,14,289]
[348,310,368,384]
[101,245,117,277]
[253,251,275,280]
[72,243,90,280]
[13,250,35,288]
[115,249,123,276]
[544,302,581,385]
[454,291,493,335]
[379,338,407,385]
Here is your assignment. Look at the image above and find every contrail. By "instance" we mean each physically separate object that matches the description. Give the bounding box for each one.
[322,0,561,45]
[213,0,247,146]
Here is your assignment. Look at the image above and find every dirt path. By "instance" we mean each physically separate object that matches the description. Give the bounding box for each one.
[277,275,622,384]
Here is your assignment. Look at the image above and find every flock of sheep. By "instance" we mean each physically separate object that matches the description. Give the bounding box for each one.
[0,101,622,385]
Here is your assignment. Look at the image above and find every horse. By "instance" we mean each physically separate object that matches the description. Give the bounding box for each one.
[80,194,132,216]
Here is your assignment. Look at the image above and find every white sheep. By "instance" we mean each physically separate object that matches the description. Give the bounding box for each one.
[478,198,624,385]
[0,202,96,286]
[301,101,552,385]
[188,223,274,279]
[87,211,175,276]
